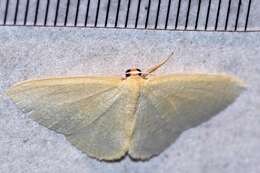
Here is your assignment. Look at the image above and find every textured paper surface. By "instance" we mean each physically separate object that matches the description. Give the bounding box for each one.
[0,27,260,172]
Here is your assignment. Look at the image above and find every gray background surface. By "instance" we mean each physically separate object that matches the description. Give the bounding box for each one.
[0,26,260,173]
[0,0,259,31]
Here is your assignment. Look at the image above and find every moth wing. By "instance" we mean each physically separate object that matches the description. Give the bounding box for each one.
[129,74,245,159]
[7,76,133,160]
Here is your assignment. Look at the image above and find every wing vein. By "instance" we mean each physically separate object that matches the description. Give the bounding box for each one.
[66,88,123,136]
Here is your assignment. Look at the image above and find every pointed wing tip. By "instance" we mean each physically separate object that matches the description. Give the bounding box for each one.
[228,76,247,92]
[5,79,38,100]
[5,86,16,100]
[5,80,26,96]
[5,82,24,97]
[5,83,33,113]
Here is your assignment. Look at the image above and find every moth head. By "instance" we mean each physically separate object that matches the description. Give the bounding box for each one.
[125,68,142,78]
[124,52,174,79]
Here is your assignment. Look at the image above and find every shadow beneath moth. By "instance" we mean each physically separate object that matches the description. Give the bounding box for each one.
[6,52,245,161]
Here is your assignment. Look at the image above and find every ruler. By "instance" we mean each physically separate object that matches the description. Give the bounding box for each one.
[0,0,258,31]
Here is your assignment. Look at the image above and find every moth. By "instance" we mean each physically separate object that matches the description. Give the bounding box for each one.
[6,53,245,161]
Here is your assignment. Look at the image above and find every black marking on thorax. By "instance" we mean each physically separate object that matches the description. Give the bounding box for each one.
[125,68,142,77]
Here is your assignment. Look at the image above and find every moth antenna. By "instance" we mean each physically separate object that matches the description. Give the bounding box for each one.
[143,52,174,77]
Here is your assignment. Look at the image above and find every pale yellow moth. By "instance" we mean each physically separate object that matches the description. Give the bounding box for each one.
[6,53,245,161]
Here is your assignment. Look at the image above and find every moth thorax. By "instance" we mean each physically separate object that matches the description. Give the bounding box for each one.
[125,68,142,77]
